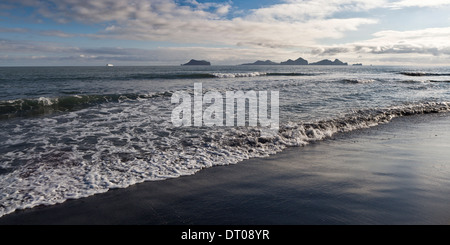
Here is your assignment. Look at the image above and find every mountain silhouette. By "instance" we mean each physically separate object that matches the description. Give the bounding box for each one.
[182,59,211,66]
[240,57,349,66]
[280,57,308,65]
[309,59,348,66]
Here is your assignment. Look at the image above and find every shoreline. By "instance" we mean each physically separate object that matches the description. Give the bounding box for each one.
[1,112,450,225]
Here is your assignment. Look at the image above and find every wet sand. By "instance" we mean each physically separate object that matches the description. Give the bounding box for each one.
[1,113,450,225]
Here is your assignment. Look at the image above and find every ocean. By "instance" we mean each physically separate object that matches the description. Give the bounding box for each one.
[1,65,450,218]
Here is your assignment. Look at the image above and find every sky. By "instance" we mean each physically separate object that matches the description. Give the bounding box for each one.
[1,0,450,66]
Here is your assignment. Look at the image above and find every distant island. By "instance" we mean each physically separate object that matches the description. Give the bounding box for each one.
[180,57,355,66]
[310,59,348,66]
[240,60,278,66]
[280,57,308,65]
[240,57,349,66]
[182,59,211,66]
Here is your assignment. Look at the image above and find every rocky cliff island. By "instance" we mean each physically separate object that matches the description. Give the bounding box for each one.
[240,57,349,66]
[280,57,308,65]
[309,59,348,66]
[240,60,279,66]
[182,59,211,66]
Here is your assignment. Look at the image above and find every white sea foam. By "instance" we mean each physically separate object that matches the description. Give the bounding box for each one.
[37,97,55,106]
[212,72,267,78]
[341,79,376,84]
[0,100,449,218]
[3,65,450,219]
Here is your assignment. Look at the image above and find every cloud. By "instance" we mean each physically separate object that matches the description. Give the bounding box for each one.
[0,37,300,65]
[0,38,80,54]
[305,26,450,65]
[311,47,351,56]
[369,27,450,47]
[93,17,377,49]
[247,0,386,22]
[4,0,378,48]
[0,27,75,38]
[339,27,450,57]
[215,4,231,15]
[3,0,450,66]
[2,0,218,23]
[388,0,450,9]
[40,30,75,38]
[185,0,231,16]
[0,27,29,33]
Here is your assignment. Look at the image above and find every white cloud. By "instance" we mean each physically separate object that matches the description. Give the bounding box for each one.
[248,0,386,22]
[186,0,231,15]
[215,4,231,15]
[0,38,300,65]
[388,0,450,9]
[307,26,450,65]
[3,0,450,65]
[3,0,379,48]
[362,27,450,50]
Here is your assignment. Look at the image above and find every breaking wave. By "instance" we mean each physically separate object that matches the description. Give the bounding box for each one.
[212,72,316,78]
[0,92,173,119]
[339,79,376,84]
[1,72,317,83]
[0,101,449,218]
[400,72,450,77]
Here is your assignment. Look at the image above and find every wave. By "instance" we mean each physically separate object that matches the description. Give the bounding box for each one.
[0,101,449,218]
[400,72,450,77]
[0,92,173,120]
[267,72,318,76]
[2,72,317,83]
[339,79,376,84]
[212,72,316,78]
[125,72,313,79]
[130,73,217,79]
[1,74,217,82]
[212,72,267,78]
[281,102,449,143]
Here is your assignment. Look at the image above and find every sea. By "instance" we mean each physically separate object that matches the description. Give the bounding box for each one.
[1,65,450,217]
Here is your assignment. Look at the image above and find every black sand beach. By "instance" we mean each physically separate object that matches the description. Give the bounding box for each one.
[1,113,450,225]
